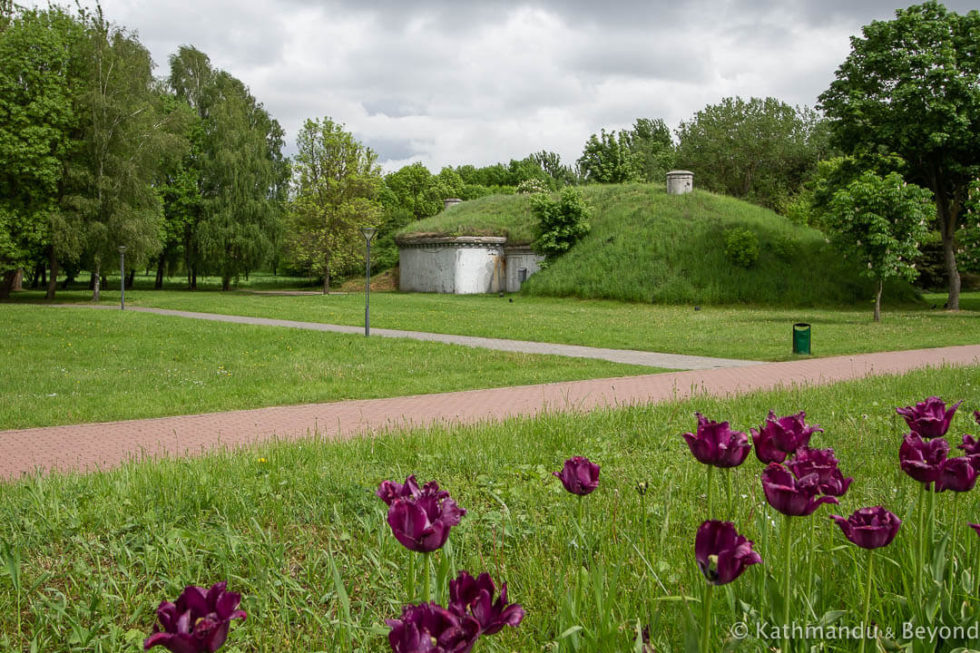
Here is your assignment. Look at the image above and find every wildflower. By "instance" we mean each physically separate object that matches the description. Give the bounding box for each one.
[553,457,600,495]
[786,447,853,497]
[379,475,466,553]
[831,507,901,549]
[934,456,978,493]
[144,582,245,652]
[751,411,822,464]
[761,463,839,517]
[900,434,950,484]
[682,413,751,468]
[448,571,524,635]
[694,520,762,585]
[896,397,962,438]
[386,603,479,653]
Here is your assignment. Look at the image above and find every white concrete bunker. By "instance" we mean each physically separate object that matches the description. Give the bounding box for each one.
[396,235,544,294]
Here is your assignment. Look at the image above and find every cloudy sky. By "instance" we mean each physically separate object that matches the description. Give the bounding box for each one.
[31,0,978,171]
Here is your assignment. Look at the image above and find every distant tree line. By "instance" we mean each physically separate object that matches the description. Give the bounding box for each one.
[1,2,976,309]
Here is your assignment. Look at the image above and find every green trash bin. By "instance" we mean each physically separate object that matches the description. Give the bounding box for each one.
[793,323,811,355]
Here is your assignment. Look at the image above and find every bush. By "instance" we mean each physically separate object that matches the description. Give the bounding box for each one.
[531,188,591,261]
[724,227,760,268]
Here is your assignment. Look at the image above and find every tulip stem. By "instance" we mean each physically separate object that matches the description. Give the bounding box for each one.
[706,466,714,520]
[423,553,432,604]
[700,582,714,653]
[859,551,874,653]
[805,516,815,611]
[916,483,925,600]
[781,514,793,653]
[407,553,415,603]
[725,468,733,518]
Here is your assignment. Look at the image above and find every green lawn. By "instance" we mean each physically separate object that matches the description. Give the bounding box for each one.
[13,288,979,362]
[1,365,977,650]
[0,304,653,430]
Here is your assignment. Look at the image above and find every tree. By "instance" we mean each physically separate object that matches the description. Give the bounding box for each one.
[284,117,382,293]
[0,7,81,298]
[531,188,591,262]
[627,118,675,183]
[169,47,286,290]
[64,9,187,300]
[818,2,980,310]
[827,171,932,321]
[676,97,829,209]
[577,129,638,184]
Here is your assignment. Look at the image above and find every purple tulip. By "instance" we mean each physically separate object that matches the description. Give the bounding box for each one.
[896,397,962,439]
[899,434,950,484]
[761,463,839,517]
[786,447,853,497]
[975,410,980,426]
[830,506,902,549]
[682,413,751,468]
[387,490,466,553]
[750,410,822,463]
[448,571,524,636]
[694,520,762,585]
[386,603,480,653]
[553,457,600,495]
[934,456,978,492]
[144,582,246,653]
[969,523,980,537]
[959,434,980,456]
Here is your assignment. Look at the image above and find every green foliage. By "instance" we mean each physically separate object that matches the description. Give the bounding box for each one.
[724,227,759,269]
[578,129,639,184]
[0,7,81,283]
[627,118,675,183]
[827,171,932,319]
[531,188,591,261]
[675,97,831,210]
[818,1,980,309]
[827,172,931,284]
[283,117,382,290]
[169,46,286,290]
[63,9,190,297]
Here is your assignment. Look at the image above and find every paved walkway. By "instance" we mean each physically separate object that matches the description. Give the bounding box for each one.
[2,344,978,480]
[61,304,761,370]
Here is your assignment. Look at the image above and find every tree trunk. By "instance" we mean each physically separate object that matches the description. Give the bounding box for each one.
[45,249,58,300]
[222,276,230,291]
[11,268,22,291]
[874,279,882,323]
[92,258,101,302]
[127,269,135,289]
[322,253,331,295]
[191,266,197,290]
[933,183,961,310]
[0,270,16,299]
[155,257,164,289]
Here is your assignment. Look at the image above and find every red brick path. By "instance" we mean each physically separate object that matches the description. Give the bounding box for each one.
[2,345,978,481]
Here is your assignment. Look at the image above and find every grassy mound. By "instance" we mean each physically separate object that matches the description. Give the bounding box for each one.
[399,183,920,306]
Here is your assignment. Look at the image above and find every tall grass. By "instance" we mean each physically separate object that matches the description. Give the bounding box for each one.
[1,365,977,650]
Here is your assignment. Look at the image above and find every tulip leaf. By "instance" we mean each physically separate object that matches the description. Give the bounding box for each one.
[0,540,21,593]
[814,609,847,628]
[558,625,584,640]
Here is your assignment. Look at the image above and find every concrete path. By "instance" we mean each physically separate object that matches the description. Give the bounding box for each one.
[2,344,978,481]
[61,304,762,370]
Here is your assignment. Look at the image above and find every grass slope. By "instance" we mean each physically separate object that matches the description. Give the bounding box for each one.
[400,183,919,306]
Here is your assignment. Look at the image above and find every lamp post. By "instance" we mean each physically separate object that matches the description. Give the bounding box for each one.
[360,226,376,336]
[118,245,127,310]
